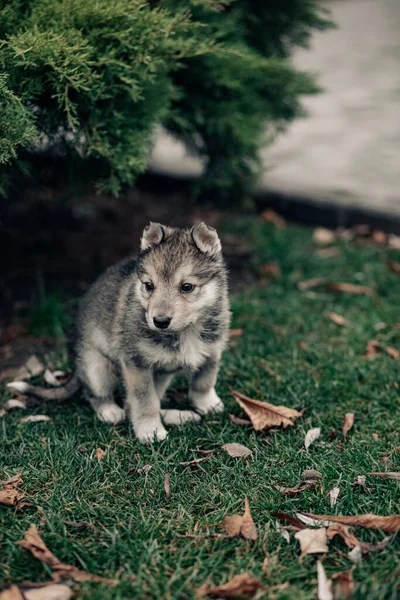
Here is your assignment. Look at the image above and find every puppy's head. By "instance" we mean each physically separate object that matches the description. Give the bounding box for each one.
[136,222,225,332]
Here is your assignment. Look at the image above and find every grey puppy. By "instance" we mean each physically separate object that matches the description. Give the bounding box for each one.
[8,222,230,442]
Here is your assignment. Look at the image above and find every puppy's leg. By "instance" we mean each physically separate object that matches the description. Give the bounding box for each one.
[154,372,201,426]
[189,357,224,414]
[81,348,125,424]
[122,362,167,443]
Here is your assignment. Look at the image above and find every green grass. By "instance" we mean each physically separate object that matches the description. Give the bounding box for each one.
[1,217,400,599]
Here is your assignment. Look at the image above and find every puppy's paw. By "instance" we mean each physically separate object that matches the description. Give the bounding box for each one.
[97,404,125,424]
[190,388,224,415]
[134,420,168,443]
[161,408,202,426]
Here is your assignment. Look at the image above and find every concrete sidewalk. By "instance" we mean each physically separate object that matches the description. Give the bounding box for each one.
[149,0,400,221]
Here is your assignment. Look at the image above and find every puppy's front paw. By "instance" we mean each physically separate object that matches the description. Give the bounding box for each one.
[97,404,125,424]
[161,408,202,426]
[134,419,168,443]
[190,388,224,415]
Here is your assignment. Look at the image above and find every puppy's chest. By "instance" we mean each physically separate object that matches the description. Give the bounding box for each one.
[139,331,209,371]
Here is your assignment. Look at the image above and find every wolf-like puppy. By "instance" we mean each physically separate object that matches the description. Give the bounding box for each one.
[8,222,230,442]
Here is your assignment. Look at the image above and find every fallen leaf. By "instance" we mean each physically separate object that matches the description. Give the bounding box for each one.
[43,370,67,387]
[4,398,27,410]
[275,520,291,543]
[228,329,243,339]
[317,561,333,600]
[366,472,400,481]
[385,346,400,360]
[64,521,95,532]
[388,234,400,249]
[95,448,106,461]
[0,472,30,508]
[374,321,387,331]
[137,465,152,474]
[222,443,252,458]
[371,230,388,245]
[327,312,349,327]
[294,528,328,562]
[331,571,354,599]
[260,209,286,229]
[180,458,208,467]
[271,512,305,531]
[305,427,321,449]
[342,413,355,440]
[313,227,336,245]
[297,514,332,527]
[17,524,118,585]
[388,260,400,274]
[329,486,340,508]
[23,585,72,600]
[328,283,374,296]
[299,512,400,533]
[365,340,382,360]
[315,247,340,259]
[0,586,24,600]
[196,573,264,598]
[192,449,216,457]
[347,545,362,564]
[275,481,316,496]
[164,473,170,499]
[222,497,257,541]
[20,415,51,424]
[228,413,252,426]
[259,262,281,277]
[372,433,379,441]
[298,277,328,291]
[302,470,323,481]
[0,408,6,417]
[14,356,45,381]
[231,389,303,432]
[327,523,360,549]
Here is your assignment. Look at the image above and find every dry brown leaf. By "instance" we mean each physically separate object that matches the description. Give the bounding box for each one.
[14,355,45,381]
[342,413,355,440]
[259,262,281,277]
[0,586,24,600]
[366,472,400,481]
[95,447,106,461]
[228,413,252,426]
[371,230,388,245]
[231,389,303,432]
[297,277,328,291]
[313,227,336,245]
[180,458,208,467]
[327,523,360,549]
[43,370,67,387]
[302,470,323,481]
[64,521,95,532]
[347,546,362,564]
[327,312,349,327]
[328,282,374,296]
[271,512,306,531]
[222,497,257,541]
[317,561,333,600]
[164,473,171,499]
[388,260,400,274]
[301,512,400,533]
[385,346,400,360]
[4,398,27,410]
[365,340,382,359]
[20,415,51,424]
[196,573,264,599]
[136,465,152,474]
[389,234,400,249]
[275,481,315,496]
[192,449,216,457]
[23,585,72,600]
[0,472,30,508]
[17,524,118,585]
[228,329,243,339]
[331,571,355,599]
[222,443,252,458]
[372,433,379,441]
[294,528,328,562]
[260,209,286,229]
[305,427,321,449]
[329,487,340,508]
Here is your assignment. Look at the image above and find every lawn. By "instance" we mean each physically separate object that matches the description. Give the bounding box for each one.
[1,216,399,599]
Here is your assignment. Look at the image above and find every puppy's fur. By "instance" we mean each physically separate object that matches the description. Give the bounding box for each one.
[8,223,230,442]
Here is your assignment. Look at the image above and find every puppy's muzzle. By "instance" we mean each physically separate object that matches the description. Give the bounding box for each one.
[153,316,172,330]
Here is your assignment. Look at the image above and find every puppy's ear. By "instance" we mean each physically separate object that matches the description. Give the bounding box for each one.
[141,222,165,251]
[191,222,221,256]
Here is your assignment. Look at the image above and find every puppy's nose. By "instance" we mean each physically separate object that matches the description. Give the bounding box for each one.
[153,316,172,330]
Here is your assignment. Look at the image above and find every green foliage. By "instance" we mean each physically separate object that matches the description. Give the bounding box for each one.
[0,0,332,198]
[29,281,73,339]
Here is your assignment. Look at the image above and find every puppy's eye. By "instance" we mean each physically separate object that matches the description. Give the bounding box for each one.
[144,282,154,292]
[181,283,195,293]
